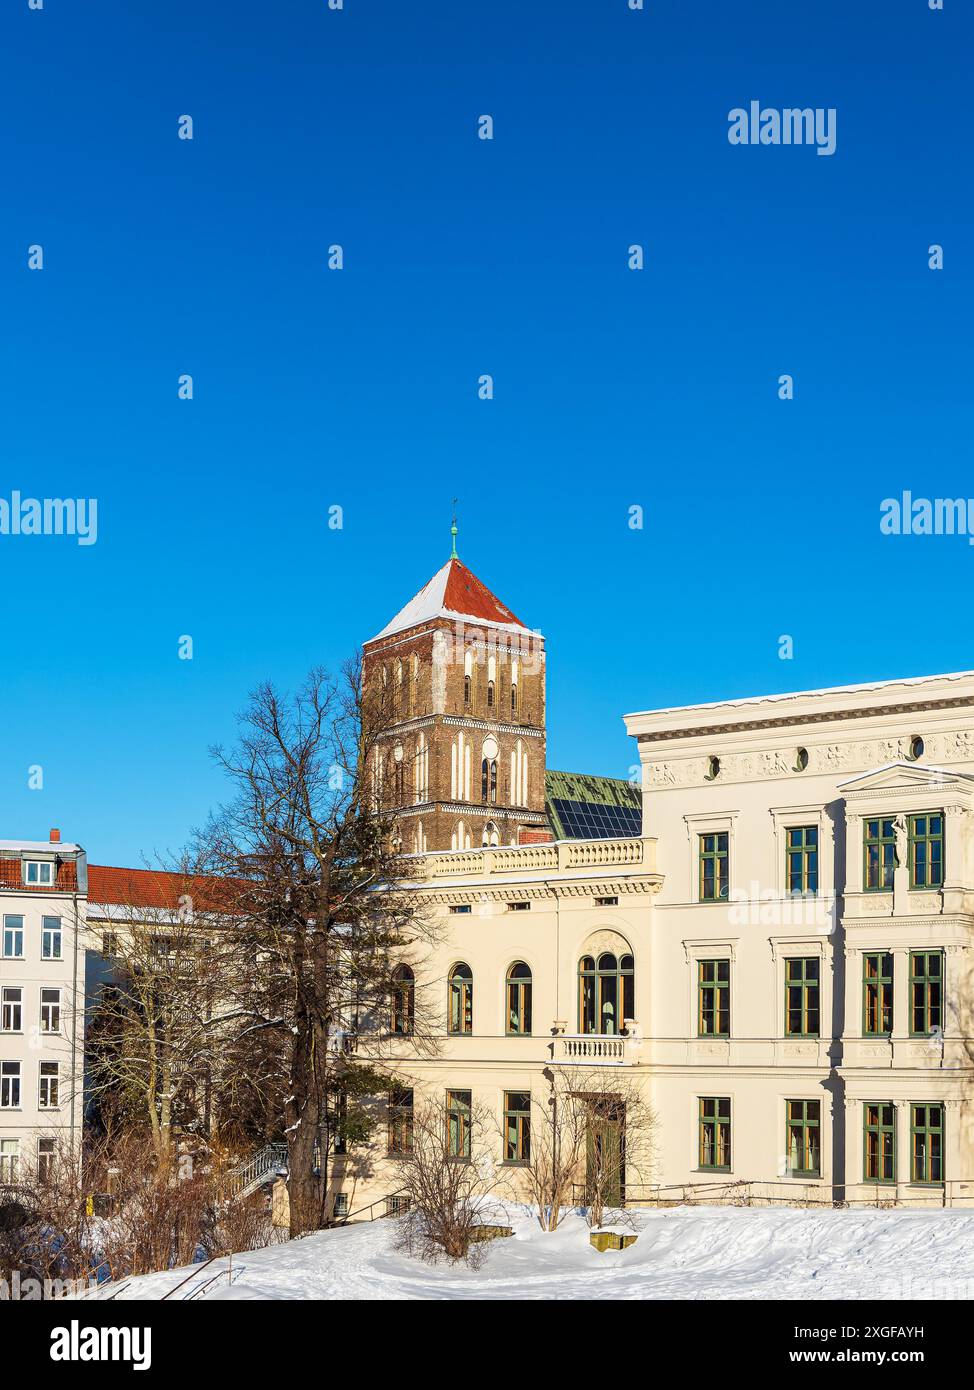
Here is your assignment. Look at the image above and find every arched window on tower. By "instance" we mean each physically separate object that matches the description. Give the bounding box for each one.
[487,680,495,708]
[511,682,518,715]
[464,648,474,707]
[482,820,499,847]
[481,759,497,803]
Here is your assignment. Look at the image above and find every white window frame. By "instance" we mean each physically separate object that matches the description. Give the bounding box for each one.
[42,916,62,961]
[24,860,54,886]
[2,916,24,959]
[1,1061,22,1109]
[1,987,23,1033]
[0,1138,19,1183]
[40,988,61,1034]
[38,1061,59,1110]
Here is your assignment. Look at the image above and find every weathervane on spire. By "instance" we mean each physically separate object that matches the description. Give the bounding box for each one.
[450,498,459,559]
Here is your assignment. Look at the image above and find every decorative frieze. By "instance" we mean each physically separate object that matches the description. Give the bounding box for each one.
[647,728,974,788]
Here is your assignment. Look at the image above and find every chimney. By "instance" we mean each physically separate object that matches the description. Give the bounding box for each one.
[49,828,61,844]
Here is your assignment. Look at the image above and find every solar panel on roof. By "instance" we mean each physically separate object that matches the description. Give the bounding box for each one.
[549,798,642,840]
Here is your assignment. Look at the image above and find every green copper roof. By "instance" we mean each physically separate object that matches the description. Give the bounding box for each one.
[544,769,642,841]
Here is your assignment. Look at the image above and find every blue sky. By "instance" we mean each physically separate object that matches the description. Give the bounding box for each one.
[1,0,969,863]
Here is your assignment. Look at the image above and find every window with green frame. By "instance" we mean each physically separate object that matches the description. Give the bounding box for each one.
[503,1091,530,1163]
[863,952,894,1035]
[699,832,729,901]
[505,962,532,1035]
[786,826,818,895]
[698,1096,731,1170]
[446,1089,472,1159]
[909,813,944,889]
[697,959,730,1037]
[863,818,896,892]
[388,1087,413,1155]
[863,1102,896,1183]
[911,1103,944,1184]
[910,951,943,1037]
[448,963,473,1035]
[785,957,820,1037]
[786,1099,821,1177]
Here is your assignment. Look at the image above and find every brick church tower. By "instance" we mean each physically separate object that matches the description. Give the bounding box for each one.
[363,540,547,853]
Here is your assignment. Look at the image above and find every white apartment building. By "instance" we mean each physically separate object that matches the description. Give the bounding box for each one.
[0,832,86,1183]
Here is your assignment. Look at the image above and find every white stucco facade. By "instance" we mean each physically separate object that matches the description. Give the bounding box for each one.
[344,670,974,1216]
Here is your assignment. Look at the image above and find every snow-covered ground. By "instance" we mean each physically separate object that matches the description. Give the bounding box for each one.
[76,1204,974,1301]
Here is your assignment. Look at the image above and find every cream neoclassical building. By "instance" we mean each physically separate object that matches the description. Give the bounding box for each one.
[340,556,974,1216]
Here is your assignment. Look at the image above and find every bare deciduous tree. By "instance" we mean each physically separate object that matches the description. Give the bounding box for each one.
[196,662,439,1236]
[391,1095,501,1264]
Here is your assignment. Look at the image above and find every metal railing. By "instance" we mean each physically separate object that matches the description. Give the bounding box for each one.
[225,1143,289,1201]
[571,1179,974,1209]
[330,1189,410,1226]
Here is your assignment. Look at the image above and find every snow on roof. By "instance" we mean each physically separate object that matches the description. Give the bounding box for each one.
[625,670,974,724]
[0,840,83,853]
[369,558,538,642]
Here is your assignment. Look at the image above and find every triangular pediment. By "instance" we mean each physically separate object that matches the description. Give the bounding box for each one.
[838,761,974,794]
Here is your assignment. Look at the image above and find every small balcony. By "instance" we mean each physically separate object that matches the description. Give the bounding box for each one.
[550,1032,639,1066]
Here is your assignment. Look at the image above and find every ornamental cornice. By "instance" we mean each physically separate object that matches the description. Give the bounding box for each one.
[423,877,661,905]
[638,696,974,744]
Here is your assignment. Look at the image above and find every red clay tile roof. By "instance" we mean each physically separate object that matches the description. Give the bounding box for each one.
[0,858,79,892]
[370,557,533,642]
[87,865,228,912]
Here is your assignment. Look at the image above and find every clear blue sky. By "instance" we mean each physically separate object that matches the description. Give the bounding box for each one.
[1,0,969,864]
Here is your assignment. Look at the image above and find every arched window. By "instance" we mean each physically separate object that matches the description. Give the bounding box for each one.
[506,962,532,1035]
[511,682,518,715]
[448,963,473,1035]
[578,953,634,1035]
[464,674,471,705]
[482,820,499,847]
[487,680,495,708]
[391,965,415,1035]
[481,758,497,804]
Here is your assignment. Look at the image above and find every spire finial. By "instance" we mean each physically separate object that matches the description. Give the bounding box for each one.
[450,497,459,559]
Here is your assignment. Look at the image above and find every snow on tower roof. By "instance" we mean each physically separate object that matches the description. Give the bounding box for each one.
[369,558,538,642]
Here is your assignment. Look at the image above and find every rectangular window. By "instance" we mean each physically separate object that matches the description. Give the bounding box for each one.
[2,916,24,959]
[39,1061,59,1110]
[42,917,62,960]
[863,1102,896,1183]
[786,826,819,895]
[863,952,894,1035]
[40,988,61,1034]
[388,1087,414,1155]
[911,1103,944,1184]
[785,958,820,1037]
[37,1137,56,1184]
[594,896,618,907]
[909,814,944,890]
[1,987,23,1033]
[910,951,943,1037]
[446,1089,472,1159]
[503,1091,531,1163]
[387,1195,410,1217]
[698,1096,731,1170]
[333,1192,348,1218]
[864,818,896,891]
[507,901,530,912]
[101,931,119,958]
[24,860,54,886]
[786,1099,821,1176]
[448,905,471,916]
[1,1061,22,1109]
[697,960,730,1037]
[699,833,729,901]
[0,1139,19,1183]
